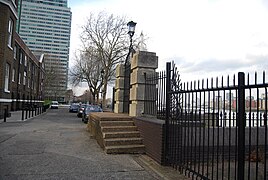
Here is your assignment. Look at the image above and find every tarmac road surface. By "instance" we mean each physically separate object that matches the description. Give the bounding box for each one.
[0,106,190,180]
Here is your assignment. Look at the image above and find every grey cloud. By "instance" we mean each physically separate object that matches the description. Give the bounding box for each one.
[246,54,268,64]
[170,55,268,74]
[173,58,244,73]
[254,42,268,48]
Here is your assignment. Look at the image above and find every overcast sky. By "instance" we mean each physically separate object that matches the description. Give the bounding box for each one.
[68,0,268,95]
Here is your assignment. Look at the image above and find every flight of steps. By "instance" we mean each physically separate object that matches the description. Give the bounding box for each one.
[91,113,145,154]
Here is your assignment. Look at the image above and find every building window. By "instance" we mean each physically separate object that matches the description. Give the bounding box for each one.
[20,52,23,64]
[12,68,15,82]
[8,18,13,48]
[23,71,26,85]
[31,79,34,89]
[28,76,30,88]
[25,55,27,67]
[18,73,21,84]
[32,80,34,90]
[14,46,17,59]
[29,62,31,72]
[5,63,10,92]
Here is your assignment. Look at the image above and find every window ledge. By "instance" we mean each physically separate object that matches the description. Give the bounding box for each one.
[4,89,10,93]
[8,45,13,51]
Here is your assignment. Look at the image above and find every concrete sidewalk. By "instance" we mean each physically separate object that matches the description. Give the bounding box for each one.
[0,108,190,180]
[0,110,23,123]
[0,110,42,123]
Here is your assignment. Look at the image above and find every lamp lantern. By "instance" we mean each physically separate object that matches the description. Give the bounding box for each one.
[127,21,137,37]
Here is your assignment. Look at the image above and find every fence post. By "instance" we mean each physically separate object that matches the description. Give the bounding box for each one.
[25,107,28,119]
[4,109,7,122]
[237,72,245,180]
[22,109,24,120]
[164,62,171,164]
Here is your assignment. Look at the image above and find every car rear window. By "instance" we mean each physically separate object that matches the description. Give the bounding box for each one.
[85,106,101,113]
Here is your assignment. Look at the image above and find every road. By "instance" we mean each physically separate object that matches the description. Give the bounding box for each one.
[0,106,163,180]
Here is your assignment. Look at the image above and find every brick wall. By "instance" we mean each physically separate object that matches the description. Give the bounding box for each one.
[0,2,17,118]
[0,1,44,119]
[133,117,165,165]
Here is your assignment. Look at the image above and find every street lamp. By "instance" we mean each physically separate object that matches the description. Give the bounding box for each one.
[123,21,136,113]
[127,21,137,58]
[127,21,137,38]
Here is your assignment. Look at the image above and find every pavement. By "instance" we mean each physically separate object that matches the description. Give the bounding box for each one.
[0,107,190,180]
[1,110,25,123]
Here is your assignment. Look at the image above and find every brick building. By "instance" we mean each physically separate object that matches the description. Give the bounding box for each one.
[0,0,45,119]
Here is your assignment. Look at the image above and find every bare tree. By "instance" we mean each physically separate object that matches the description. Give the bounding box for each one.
[65,89,74,104]
[70,49,103,104]
[81,90,93,104]
[80,12,130,107]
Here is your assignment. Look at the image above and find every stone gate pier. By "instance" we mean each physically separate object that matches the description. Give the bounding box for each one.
[114,51,158,116]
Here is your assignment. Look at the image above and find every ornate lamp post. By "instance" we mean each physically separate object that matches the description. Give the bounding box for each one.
[125,21,137,64]
[123,21,136,113]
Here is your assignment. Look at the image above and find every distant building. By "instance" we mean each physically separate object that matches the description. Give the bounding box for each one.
[0,0,45,119]
[18,0,72,102]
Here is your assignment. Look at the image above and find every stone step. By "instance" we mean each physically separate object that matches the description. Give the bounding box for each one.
[90,113,133,122]
[99,117,133,122]
[100,121,134,126]
[101,126,137,132]
[103,131,141,139]
[100,118,133,122]
[104,137,143,146]
[105,144,145,154]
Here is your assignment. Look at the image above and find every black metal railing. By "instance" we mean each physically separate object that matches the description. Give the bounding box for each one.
[144,62,268,180]
[144,71,166,119]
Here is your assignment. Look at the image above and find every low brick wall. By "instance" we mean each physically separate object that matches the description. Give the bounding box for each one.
[133,116,165,165]
[87,113,105,149]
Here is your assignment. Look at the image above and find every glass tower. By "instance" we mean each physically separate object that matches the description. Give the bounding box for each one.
[18,0,72,102]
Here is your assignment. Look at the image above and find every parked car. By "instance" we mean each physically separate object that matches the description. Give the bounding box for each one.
[77,104,88,118]
[82,105,103,123]
[69,103,80,113]
[50,101,59,109]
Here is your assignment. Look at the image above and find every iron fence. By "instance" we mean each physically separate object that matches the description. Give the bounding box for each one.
[144,71,166,119]
[144,62,268,180]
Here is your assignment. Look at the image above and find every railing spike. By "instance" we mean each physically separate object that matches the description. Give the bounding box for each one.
[263,71,265,84]
[247,73,250,85]
[255,71,257,85]
[211,77,213,88]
